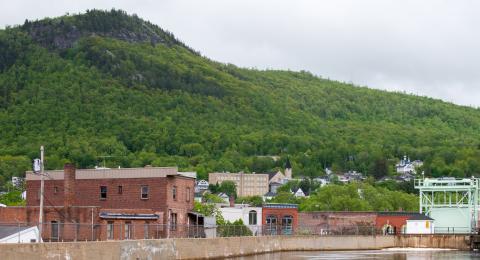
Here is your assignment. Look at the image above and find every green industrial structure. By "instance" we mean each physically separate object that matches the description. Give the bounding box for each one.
[415,178,479,234]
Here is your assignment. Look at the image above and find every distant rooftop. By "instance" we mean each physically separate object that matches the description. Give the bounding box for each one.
[0,225,34,239]
[26,166,179,180]
[263,203,298,209]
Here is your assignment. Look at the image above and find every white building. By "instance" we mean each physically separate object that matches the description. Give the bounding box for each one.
[396,156,423,174]
[313,177,330,187]
[0,225,41,243]
[405,215,434,234]
[218,206,262,235]
[293,188,306,197]
[195,180,209,192]
[11,177,24,188]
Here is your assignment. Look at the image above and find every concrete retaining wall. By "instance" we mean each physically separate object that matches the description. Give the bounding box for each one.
[0,235,470,260]
[395,235,471,250]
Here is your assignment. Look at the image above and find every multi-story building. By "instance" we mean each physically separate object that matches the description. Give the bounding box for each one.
[209,172,269,197]
[0,164,196,241]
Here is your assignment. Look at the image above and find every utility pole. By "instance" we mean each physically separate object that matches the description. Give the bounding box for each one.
[38,146,45,243]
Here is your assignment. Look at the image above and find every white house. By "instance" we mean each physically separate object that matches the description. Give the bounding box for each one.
[11,177,24,188]
[293,188,306,198]
[0,225,41,243]
[218,206,262,235]
[217,193,230,204]
[313,177,330,187]
[405,215,434,234]
[396,156,423,174]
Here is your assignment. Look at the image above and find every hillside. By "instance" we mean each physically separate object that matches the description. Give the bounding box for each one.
[1,9,480,186]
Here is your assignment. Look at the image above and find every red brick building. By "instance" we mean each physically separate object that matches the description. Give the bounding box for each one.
[262,203,298,235]
[0,164,195,241]
[298,211,431,235]
[376,212,426,234]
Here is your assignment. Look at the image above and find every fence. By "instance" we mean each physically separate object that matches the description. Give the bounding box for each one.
[0,222,387,243]
[2,222,471,243]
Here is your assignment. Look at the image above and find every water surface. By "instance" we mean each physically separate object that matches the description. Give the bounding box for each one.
[229,249,480,259]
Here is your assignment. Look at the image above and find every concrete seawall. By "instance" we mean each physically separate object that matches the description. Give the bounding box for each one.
[0,235,470,260]
[395,235,471,250]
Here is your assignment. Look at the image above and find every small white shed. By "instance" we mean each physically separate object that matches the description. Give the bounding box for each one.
[405,215,434,234]
[0,225,41,243]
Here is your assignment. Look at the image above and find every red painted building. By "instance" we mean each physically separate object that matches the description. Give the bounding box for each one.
[0,164,196,241]
[262,203,298,235]
[376,212,427,234]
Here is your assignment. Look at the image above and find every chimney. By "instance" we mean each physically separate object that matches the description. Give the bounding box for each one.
[229,195,235,207]
[64,163,76,208]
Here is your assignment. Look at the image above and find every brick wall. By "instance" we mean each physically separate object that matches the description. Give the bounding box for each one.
[298,212,377,228]
[26,175,194,226]
[376,215,409,234]
[262,206,298,235]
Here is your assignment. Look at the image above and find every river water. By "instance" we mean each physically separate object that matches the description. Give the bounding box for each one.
[229,248,480,259]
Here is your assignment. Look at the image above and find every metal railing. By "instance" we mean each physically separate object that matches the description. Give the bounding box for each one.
[0,222,387,243]
[4,222,471,243]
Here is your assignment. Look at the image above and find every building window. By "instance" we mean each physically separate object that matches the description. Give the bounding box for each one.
[141,185,149,199]
[125,221,132,239]
[107,221,114,240]
[172,186,177,200]
[186,187,191,202]
[54,186,58,194]
[266,215,277,235]
[100,186,107,199]
[249,210,257,225]
[170,213,177,231]
[282,215,293,235]
[118,186,123,194]
[51,221,59,240]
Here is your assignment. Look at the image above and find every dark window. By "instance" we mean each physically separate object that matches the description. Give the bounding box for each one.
[54,186,58,194]
[141,186,149,199]
[107,221,114,240]
[51,221,59,240]
[100,186,107,199]
[186,187,191,202]
[172,186,177,200]
[118,186,123,194]
[282,215,293,235]
[249,210,257,225]
[125,221,132,239]
[266,215,277,235]
[170,213,177,230]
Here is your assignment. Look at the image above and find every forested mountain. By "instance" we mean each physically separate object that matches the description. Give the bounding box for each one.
[1,9,480,187]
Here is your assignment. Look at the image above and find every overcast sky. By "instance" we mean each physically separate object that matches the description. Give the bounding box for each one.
[2,0,480,107]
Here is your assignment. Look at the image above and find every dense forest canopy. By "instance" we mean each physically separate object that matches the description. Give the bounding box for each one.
[1,9,480,189]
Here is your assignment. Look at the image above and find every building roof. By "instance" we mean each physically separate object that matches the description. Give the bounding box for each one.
[99,212,159,220]
[378,212,433,220]
[264,191,276,197]
[267,172,280,180]
[263,203,298,209]
[0,225,33,239]
[26,167,179,180]
[407,214,434,221]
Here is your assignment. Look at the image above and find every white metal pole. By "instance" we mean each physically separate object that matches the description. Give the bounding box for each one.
[38,145,45,243]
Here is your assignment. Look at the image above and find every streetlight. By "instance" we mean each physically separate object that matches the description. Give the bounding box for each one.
[33,146,45,243]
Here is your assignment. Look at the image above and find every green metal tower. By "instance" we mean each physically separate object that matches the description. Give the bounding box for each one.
[415,178,479,233]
